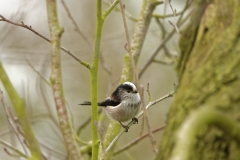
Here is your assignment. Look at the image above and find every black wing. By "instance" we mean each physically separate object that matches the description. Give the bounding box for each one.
[79,98,120,107]
[98,97,120,107]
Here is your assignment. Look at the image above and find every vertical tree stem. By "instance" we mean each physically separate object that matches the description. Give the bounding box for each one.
[46,0,83,159]
[91,0,103,159]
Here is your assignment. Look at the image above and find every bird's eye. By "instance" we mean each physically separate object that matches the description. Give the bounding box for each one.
[127,90,131,93]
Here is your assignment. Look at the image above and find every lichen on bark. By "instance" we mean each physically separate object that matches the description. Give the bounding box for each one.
[158,0,240,159]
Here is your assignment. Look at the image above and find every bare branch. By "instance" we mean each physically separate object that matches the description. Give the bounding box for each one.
[0,89,28,156]
[105,90,175,153]
[61,0,115,92]
[103,0,137,21]
[102,0,119,19]
[25,57,51,86]
[4,148,21,158]
[152,59,174,65]
[147,83,152,103]
[0,143,27,159]
[119,2,157,152]
[139,28,175,78]
[139,7,193,78]
[114,124,166,155]
[77,109,102,135]
[61,0,93,51]
[0,14,91,69]
[139,86,145,136]
[141,85,158,153]
[152,12,183,19]
[119,1,138,84]
[155,17,167,38]
[168,0,180,35]
[168,21,180,35]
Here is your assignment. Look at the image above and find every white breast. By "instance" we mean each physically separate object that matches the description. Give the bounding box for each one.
[104,93,141,122]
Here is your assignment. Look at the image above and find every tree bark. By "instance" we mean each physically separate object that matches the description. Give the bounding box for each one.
[157,0,240,159]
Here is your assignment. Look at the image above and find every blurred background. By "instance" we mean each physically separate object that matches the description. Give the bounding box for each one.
[0,0,187,159]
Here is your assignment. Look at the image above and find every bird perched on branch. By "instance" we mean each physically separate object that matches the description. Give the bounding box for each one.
[80,82,141,132]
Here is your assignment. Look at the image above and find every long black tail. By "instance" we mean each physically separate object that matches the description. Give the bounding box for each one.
[79,101,92,105]
[79,101,103,106]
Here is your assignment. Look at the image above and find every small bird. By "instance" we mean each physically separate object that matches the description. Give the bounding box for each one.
[80,82,141,132]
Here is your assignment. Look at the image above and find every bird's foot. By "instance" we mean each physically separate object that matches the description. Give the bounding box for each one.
[132,117,138,124]
[119,122,129,132]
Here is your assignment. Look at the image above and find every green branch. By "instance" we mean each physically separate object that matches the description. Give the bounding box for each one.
[0,62,42,160]
[46,0,83,159]
[102,0,119,19]
[90,0,104,159]
[170,108,240,160]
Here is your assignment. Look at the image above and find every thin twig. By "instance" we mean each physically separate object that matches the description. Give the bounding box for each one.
[105,91,175,153]
[75,135,89,145]
[168,21,179,35]
[0,89,29,157]
[152,0,192,20]
[119,1,152,136]
[100,0,119,96]
[139,28,175,78]
[61,0,93,51]
[152,59,174,65]
[147,83,152,102]
[0,139,27,159]
[94,121,105,159]
[114,124,166,155]
[103,0,137,22]
[119,1,138,84]
[163,45,173,58]
[168,0,180,35]
[99,52,115,96]
[62,0,115,93]
[39,142,67,157]
[119,2,157,152]
[155,17,175,59]
[63,0,116,96]
[152,12,183,19]
[25,57,51,86]
[0,14,91,69]
[119,0,150,139]
[4,148,21,158]
[102,0,119,19]
[61,0,115,97]
[141,85,158,153]
[139,2,193,78]
[155,17,166,38]
[63,0,116,94]
[139,86,145,136]
[77,109,102,135]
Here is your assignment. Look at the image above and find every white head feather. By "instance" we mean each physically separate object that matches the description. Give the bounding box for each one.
[123,82,137,92]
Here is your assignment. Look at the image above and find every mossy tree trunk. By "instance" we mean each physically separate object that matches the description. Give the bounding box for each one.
[158,0,240,159]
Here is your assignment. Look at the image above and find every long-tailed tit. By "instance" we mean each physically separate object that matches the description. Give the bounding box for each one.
[80,82,141,132]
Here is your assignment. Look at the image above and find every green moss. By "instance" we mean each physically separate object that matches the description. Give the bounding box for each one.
[158,0,240,159]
